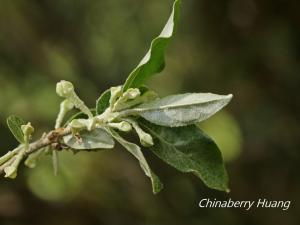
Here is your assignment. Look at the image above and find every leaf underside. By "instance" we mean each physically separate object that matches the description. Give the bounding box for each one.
[140,119,229,192]
[128,93,233,127]
[7,115,26,144]
[63,128,115,150]
[122,0,181,91]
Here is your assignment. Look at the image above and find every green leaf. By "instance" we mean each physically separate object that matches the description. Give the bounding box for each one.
[96,89,111,115]
[108,128,163,194]
[124,93,233,127]
[122,0,181,91]
[7,115,26,143]
[139,119,229,192]
[63,128,115,150]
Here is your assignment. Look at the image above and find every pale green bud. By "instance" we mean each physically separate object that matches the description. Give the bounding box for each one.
[108,121,132,132]
[125,119,154,147]
[56,80,75,98]
[4,166,17,179]
[139,132,154,147]
[56,81,92,118]
[123,88,140,100]
[21,122,34,136]
[112,88,141,111]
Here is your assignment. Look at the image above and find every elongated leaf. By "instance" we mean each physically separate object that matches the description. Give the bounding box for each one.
[124,93,233,127]
[96,89,111,115]
[63,128,114,150]
[108,128,163,194]
[140,119,229,192]
[122,0,181,91]
[7,115,26,143]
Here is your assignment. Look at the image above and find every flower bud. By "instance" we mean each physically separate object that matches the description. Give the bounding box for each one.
[4,166,17,179]
[56,80,75,98]
[112,88,141,111]
[123,88,140,100]
[21,122,34,137]
[108,121,132,132]
[125,119,154,147]
[139,132,154,147]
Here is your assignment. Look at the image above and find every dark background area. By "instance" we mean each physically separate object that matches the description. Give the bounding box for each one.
[0,0,299,224]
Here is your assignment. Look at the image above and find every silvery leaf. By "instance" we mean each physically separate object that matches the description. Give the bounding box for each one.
[63,128,114,150]
[124,93,233,127]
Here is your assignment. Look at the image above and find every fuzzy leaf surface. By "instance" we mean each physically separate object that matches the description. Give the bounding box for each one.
[125,93,233,127]
[140,119,229,192]
[63,128,114,150]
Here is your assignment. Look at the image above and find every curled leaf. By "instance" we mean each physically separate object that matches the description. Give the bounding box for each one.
[63,128,115,150]
[122,0,181,91]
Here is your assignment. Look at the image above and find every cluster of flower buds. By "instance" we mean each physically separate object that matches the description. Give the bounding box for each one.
[56,80,156,148]
[105,87,155,147]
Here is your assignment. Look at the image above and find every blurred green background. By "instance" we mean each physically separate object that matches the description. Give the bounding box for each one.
[0,0,299,224]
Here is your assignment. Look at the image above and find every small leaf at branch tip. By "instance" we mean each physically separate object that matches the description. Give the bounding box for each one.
[4,166,17,179]
[7,115,26,144]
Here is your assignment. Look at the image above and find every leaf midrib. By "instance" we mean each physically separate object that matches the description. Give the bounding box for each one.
[131,98,229,113]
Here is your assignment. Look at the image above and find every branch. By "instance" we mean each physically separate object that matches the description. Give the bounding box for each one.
[26,127,72,155]
[0,127,72,175]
